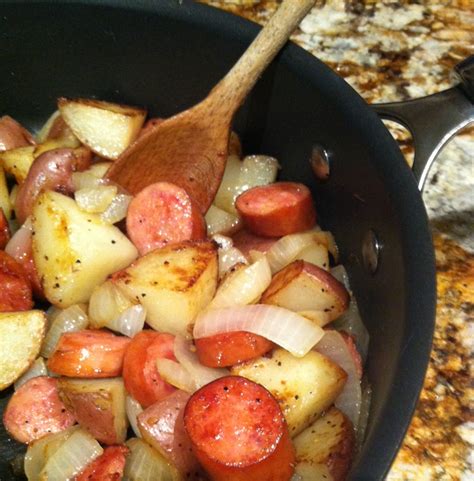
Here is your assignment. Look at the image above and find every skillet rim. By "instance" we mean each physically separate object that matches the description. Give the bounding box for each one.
[0,0,436,479]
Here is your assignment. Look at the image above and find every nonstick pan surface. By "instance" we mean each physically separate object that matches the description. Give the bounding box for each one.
[0,1,436,479]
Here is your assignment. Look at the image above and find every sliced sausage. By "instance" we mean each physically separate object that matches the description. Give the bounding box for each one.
[126,182,206,255]
[0,208,10,250]
[47,330,131,378]
[15,146,92,223]
[195,332,274,368]
[138,390,201,477]
[75,445,129,481]
[123,330,177,408]
[184,376,295,481]
[235,182,316,237]
[3,376,76,444]
[0,250,33,312]
[0,116,35,152]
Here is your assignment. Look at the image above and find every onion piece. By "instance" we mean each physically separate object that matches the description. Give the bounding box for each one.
[209,255,271,309]
[72,171,104,190]
[14,357,48,390]
[126,396,144,439]
[124,438,181,481]
[193,305,324,358]
[213,154,243,214]
[174,336,228,389]
[205,204,242,236]
[110,305,146,338]
[5,217,32,259]
[156,358,195,393]
[101,193,132,224]
[75,185,118,213]
[38,428,103,481]
[356,376,372,445]
[239,155,280,190]
[212,234,248,277]
[315,330,361,428]
[41,304,89,358]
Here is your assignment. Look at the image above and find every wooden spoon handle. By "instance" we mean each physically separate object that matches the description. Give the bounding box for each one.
[206,0,315,116]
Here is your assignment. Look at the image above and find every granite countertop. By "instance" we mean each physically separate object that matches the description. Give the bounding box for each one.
[201,1,473,479]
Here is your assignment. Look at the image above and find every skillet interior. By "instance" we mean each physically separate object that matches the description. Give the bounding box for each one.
[0,1,436,479]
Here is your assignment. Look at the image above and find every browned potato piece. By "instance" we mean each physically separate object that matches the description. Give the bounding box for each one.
[294,407,355,481]
[36,110,80,146]
[58,98,146,159]
[58,377,128,445]
[261,260,349,321]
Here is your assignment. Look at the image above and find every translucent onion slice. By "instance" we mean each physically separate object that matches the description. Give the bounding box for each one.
[315,330,361,428]
[239,155,280,191]
[213,154,243,214]
[174,336,228,389]
[156,358,196,393]
[72,171,104,191]
[124,438,181,481]
[212,234,233,250]
[41,304,89,358]
[5,217,32,259]
[24,426,79,481]
[205,204,242,236]
[110,305,146,338]
[101,193,132,225]
[213,234,248,277]
[14,357,48,390]
[75,185,118,213]
[38,428,103,481]
[209,256,271,309]
[126,396,144,439]
[194,305,324,358]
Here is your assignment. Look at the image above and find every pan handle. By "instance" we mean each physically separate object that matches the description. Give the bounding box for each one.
[372,55,474,191]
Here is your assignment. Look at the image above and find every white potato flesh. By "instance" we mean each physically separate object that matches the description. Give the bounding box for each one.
[113,241,218,338]
[0,146,35,184]
[32,191,138,308]
[59,98,146,160]
[0,165,11,219]
[231,348,347,437]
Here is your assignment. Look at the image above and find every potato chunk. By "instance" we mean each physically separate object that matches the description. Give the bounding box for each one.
[0,310,47,390]
[231,348,347,437]
[294,407,355,481]
[32,191,138,308]
[113,240,218,338]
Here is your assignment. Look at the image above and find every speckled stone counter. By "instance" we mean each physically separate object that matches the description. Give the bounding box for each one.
[201,1,473,479]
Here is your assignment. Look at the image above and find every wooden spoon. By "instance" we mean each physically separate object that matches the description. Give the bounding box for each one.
[106,0,316,213]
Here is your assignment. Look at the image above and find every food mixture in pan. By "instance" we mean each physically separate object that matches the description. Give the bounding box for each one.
[0,99,370,481]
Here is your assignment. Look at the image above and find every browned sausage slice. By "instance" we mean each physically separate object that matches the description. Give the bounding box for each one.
[126,182,206,255]
[0,116,35,152]
[184,376,295,481]
[3,376,76,444]
[235,182,316,237]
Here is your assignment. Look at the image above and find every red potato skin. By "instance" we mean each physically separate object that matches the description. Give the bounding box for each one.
[195,331,274,368]
[126,181,206,256]
[122,330,177,408]
[340,332,363,379]
[3,376,76,444]
[231,229,277,260]
[0,208,10,250]
[15,146,92,224]
[138,390,201,477]
[0,116,35,152]
[75,445,129,481]
[235,182,316,238]
[0,250,33,312]
[184,376,295,481]
[47,330,131,378]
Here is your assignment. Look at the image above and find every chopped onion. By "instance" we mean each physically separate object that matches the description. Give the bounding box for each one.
[72,171,104,190]
[212,234,233,250]
[39,428,103,481]
[5,217,32,259]
[111,305,146,338]
[14,357,48,390]
[213,154,243,214]
[126,396,144,438]
[124,438,180,481]
[315,330,361,427]
[24,426,79,481]
[75,185,118,213]
[331,265,369,362]
[41,304,89,358]
[194,305,324,358]
[101,193,132,224]
[209,256,271,309]
[156,358,195,393]
[88,162,113,178]
[239,155,280,191]
[205,204,242,236]
[174,336,228,389]
[212,234,248,277]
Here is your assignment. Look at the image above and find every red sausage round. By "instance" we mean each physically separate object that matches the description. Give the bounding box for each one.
[195,331,274,368]
[75,445,129,481]
[3,376,76,444]
[235,182,316,237]
[0,250,33,312]
[126,182,206,256]
[184,376,295,481]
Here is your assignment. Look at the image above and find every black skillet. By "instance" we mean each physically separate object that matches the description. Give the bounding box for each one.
[0,1,472,479]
